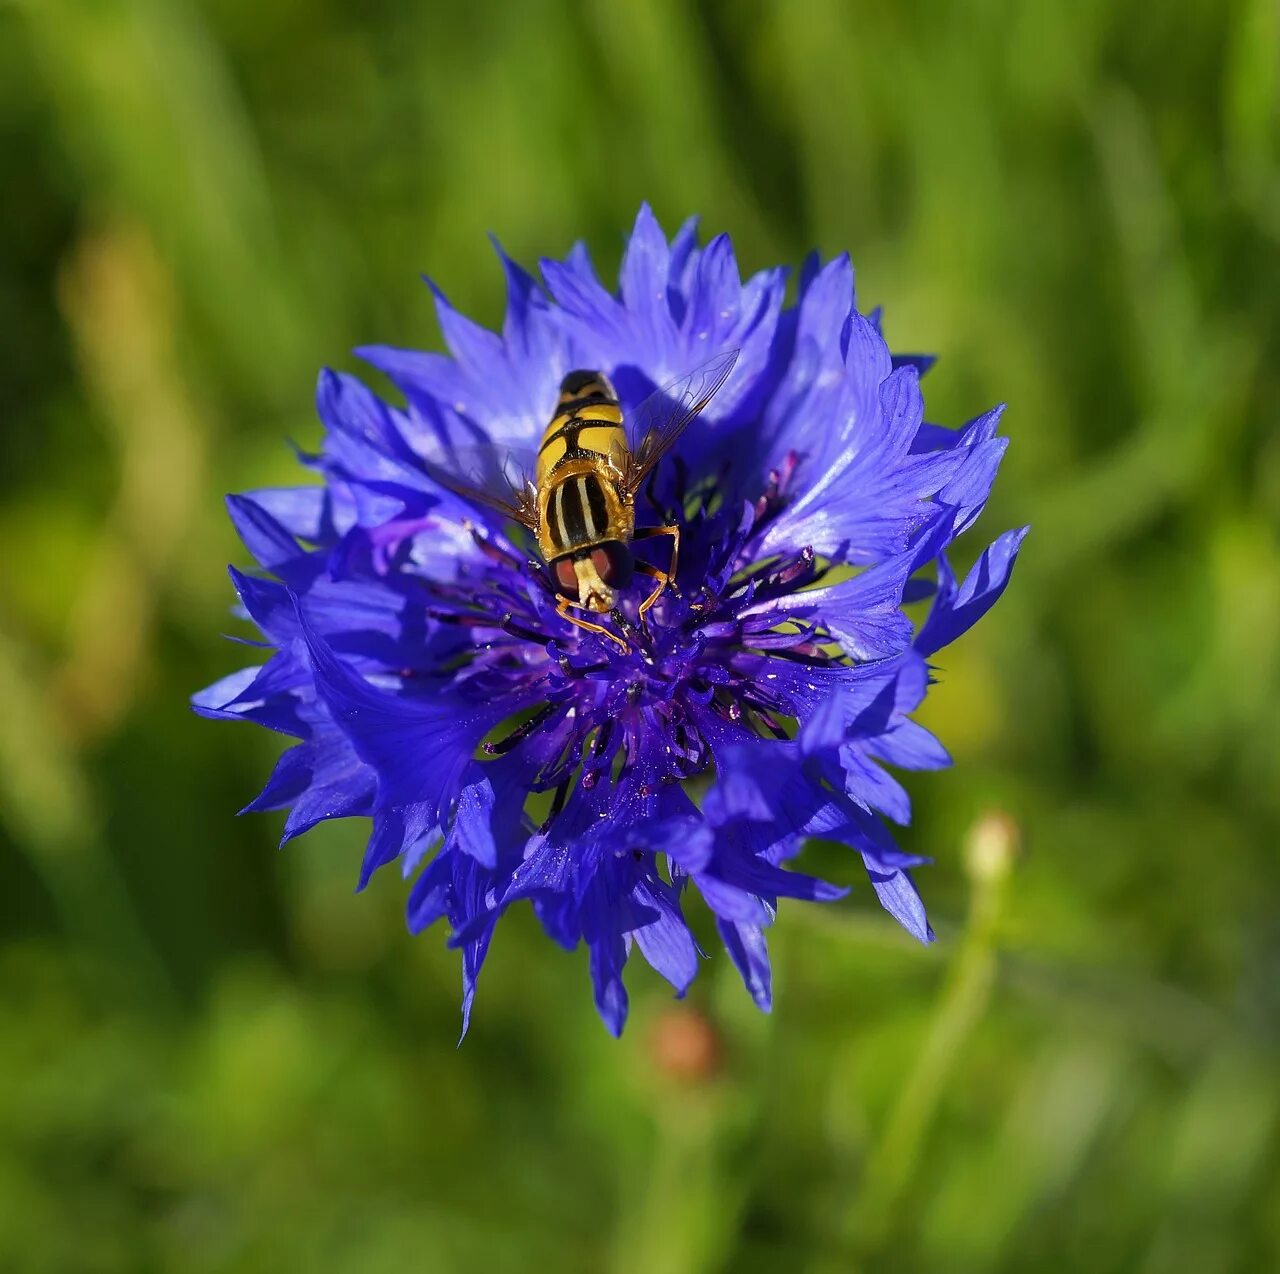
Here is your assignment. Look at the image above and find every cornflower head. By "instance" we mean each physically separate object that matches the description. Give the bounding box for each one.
[194,207,1026,1036]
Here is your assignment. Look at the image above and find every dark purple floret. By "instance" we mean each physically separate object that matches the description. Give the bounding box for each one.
[194,206,1026,1036]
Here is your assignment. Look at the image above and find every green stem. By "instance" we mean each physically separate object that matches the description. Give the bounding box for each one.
[844,816,1016,1257]
[614,1094,724,1274]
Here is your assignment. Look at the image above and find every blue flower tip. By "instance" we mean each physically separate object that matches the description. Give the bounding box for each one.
[314,365,342,396]
[422,276,456,316]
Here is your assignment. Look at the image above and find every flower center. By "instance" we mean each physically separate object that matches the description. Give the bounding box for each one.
[423,452,852,823]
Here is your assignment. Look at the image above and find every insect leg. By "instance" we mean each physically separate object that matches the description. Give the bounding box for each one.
[632,523,681,617]
[555,597,629,654]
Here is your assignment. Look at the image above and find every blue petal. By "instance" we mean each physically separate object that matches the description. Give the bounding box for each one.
[702,744,791,823]
[447,775,499,868]
[619,203,678,355]
[532,890,579,952]
[225,494,307,573]
[459,925,493,1043]
[583,875,630,1037]
[867,719,951,771]
[492,236,570,381]
[426,278,505,379]
[632,815,713,874]
[456,855,498,1041]
[720,852,848,905]
[359,803,437,889]
[353,343,475,438]
[666,214,701,322]
[798,690,850,755]
[839,746,913,824]
[191,666,268,718]
[190,663,309,737]
[296,602,521,850]
[541,244,626,344]
[694,872,773,924]
[909,406,1009,566]
[406,846,453,934]
[753,261,865,477]
[228,566,416,668]
[686,233,741,346]
[443,755,531,871]
[703,738,853,841]
[241,485,332,543]
[631,877,699,995]
[743,551,915,661]
[916,526,1029,656]
[892,352,937,377]
[502,836,575,904]
[863,859,935,944]
[242,729,377,845]
[316,368,426,489]
[717,919,772,1011]
[757,365,940,562]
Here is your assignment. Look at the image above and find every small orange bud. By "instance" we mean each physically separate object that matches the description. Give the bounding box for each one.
[649,1006,722,1084]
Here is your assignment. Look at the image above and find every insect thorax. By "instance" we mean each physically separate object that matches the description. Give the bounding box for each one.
[537,462,633,561]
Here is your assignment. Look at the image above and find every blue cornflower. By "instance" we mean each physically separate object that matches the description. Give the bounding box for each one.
[194,207,1026,1035]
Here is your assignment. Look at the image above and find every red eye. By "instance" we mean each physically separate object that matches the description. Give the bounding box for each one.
[590,542,634,588]
[553,557,579,598]
[590,547,614,582]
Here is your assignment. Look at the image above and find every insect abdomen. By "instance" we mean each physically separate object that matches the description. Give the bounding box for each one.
[546,471,612,553]
[536,369,626,486]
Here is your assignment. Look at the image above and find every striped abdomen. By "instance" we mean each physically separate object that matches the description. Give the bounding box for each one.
[535,370,634,562]
[535,369,627,486]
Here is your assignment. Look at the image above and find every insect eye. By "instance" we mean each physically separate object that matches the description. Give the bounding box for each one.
[553,557,580,599]
[590,542,634,589]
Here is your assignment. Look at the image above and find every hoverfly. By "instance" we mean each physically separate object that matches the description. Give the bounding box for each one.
[425,349,738,652]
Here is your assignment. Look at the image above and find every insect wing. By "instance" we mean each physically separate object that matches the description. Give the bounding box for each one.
[420,443,539,530]
[623,349,739,496]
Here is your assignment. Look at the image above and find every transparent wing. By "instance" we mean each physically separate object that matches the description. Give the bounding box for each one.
[622,349,739,496]
[420,443,540,531]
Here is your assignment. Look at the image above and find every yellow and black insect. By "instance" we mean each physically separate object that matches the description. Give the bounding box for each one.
[426,350,738,651]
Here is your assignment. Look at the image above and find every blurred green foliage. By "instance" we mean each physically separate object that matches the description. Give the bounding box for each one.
[1,0,1278,1270]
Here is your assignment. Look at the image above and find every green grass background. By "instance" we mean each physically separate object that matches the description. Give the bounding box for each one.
[2,1,1278,1270]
